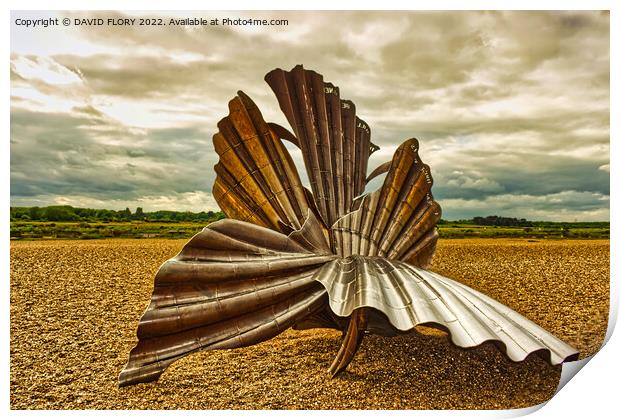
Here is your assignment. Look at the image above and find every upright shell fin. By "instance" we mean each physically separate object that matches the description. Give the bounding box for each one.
[265,65,378,227]
[213,91,319,235]
[332,138,441,268]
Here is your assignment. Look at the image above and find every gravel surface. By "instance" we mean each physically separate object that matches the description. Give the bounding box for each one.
[10,238,609,410]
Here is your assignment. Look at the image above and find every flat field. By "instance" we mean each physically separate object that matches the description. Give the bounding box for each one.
[10,238,609,409]
[9,220,609,240]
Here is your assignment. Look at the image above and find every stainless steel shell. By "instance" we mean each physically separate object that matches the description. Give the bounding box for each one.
[314,256,579,365]
[119,65,579,387]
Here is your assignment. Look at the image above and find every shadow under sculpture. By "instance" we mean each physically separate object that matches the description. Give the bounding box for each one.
[118,65,579,387]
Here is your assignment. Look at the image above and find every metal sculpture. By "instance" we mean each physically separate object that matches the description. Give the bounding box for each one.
[119,65,579,387]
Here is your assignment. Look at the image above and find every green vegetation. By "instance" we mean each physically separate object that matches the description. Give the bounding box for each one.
[437,216,609,239]
[9,207,609,240]
[10,206,224,240]
[10,205,225,223]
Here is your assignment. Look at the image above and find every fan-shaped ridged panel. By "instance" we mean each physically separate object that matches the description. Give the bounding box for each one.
[118,220,335,386]
[314,256,579,365]
[212,91,312,234]
[265,65,377,226]
[331,138,441,268]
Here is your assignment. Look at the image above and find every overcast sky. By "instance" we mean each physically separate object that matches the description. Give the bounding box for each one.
[10,10,609,221]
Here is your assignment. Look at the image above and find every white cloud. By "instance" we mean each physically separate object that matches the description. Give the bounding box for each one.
[11,56,83,85]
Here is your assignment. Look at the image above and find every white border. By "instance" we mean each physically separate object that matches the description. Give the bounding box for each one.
[4,1,617,419]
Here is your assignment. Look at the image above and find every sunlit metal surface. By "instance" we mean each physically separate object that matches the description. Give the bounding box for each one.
[315,256,578,365]
[119,65,578,387]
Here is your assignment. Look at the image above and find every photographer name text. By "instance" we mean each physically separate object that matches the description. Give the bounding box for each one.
[14,16,289,28]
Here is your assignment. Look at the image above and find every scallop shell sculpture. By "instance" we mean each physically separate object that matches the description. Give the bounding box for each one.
[118,65,578,387]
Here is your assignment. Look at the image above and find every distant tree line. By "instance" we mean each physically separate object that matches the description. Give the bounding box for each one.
[438,215,608,229]
[471,215,532,227]
[10,205,226,223]
[11,206,609,229]
[437,216,532,226]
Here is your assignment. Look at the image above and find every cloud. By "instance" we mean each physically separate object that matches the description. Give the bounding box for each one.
[445,172,505,193]
[10,108,217,205]
[440,190,609,222]
[9,191,219,213]
[10,11,609,219]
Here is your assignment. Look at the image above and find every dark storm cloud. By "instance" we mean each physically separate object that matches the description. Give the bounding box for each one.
[10,108,217,200]
[432,152,609,200]
[10,10,609,219]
